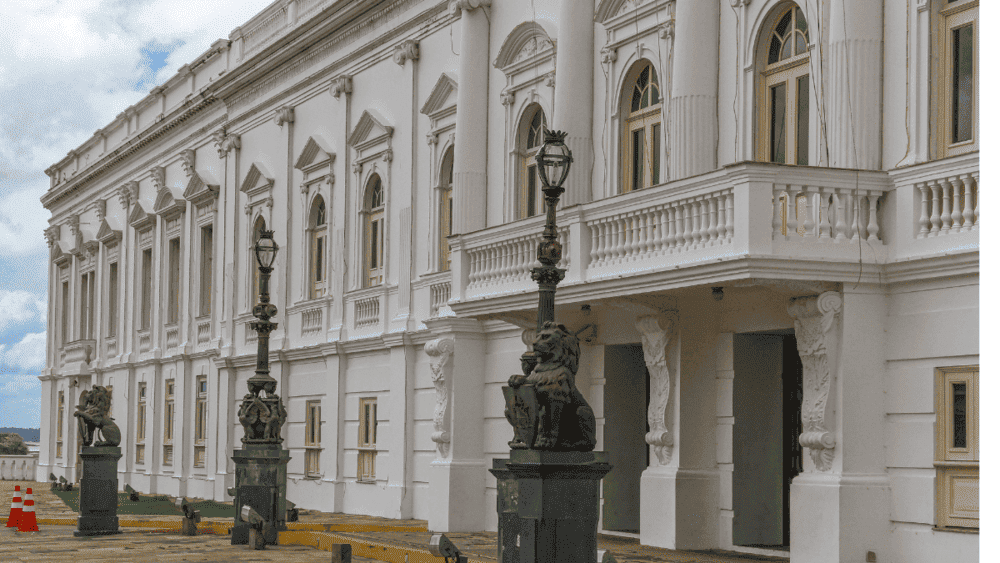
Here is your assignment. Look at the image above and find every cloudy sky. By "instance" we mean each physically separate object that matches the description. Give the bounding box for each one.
[0,0,276,429]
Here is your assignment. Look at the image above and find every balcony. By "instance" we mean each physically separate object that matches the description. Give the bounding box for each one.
[448,162,936,316]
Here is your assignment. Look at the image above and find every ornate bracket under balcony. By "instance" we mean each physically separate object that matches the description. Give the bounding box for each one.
[425,337,455,458]
[787,291,842,472]
[636,313,678,465]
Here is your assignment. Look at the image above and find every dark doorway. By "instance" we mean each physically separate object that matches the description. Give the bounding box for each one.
[602,344,649,533]
[732,332,802,549]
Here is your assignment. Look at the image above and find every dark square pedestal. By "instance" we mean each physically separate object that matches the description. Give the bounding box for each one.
[74,446,122,537]
[231,444,290,545]
[493,450,612,563]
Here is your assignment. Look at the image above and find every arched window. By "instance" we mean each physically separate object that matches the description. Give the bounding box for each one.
[251,217,267,304]
[364,176,385,287]
[758,5,810,165]
[309,197,327,298]
[622,61,662,192]
[517,105,547,218]
[438,146,454,271]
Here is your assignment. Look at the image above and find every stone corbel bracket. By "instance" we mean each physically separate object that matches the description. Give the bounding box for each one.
[274,106,294,127]
[330,75,353,99]
[393,39,420,66]
[636,311,678,466]
[425,337,455,458]
[180,149,196,177]
[149,166,166,193]
[787,291,843,472]
[213,128,241,158]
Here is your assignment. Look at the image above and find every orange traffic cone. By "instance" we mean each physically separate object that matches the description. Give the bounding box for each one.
[5,485,21,528]
[17,488,37,532]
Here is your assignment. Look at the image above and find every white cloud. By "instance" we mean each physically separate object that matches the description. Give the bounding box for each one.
[0,290,46,333]
[0,191,51,257]
[0,332,46,371]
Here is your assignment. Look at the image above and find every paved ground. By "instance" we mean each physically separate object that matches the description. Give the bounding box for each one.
[0,481,789,563]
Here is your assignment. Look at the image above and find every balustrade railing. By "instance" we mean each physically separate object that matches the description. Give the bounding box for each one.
[0,455,37,481]
[466,228,568,293]
[165,325,179,349]
[138,331,151,353]
[105,337,117,358]
[196,319,211,345]
[301,308,322,335]
[355,296,380,328]
[916,173,978,238]
[771,185,886,242]
[430,281,451,315]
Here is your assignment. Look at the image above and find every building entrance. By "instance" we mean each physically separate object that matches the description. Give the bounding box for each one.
[602,344,649,534]
[732,332,802,549]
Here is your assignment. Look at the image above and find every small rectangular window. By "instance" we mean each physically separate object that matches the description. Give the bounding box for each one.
[305,400,321,477]
[358,397,377,481]
[194,376,208,468]
[136,382,146,465]
[163,379,174,466]
[108,262,118,337]
[936,365,978,529]
[199,226,213,317]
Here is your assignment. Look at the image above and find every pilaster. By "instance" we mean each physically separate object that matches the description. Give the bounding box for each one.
[452,1,491,233]
[384,333,414,519]
[553,0,594,207]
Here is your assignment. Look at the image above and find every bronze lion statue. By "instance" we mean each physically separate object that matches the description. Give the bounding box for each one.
[507,322,596,451]
[75,386,121,447]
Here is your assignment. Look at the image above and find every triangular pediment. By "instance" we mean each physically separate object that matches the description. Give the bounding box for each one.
[295,135,336,171]
[96,219,122,245]
[420,73,458,117]
[240,161,275,197]
[128,202,153,230]
[52,243,70,266]
[154,188,185,218]
[183,172,220,207]
[494,21,556,71]
[348,110,394,150]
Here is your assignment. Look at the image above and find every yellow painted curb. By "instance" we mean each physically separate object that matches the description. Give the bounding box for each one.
[277,530,492,563]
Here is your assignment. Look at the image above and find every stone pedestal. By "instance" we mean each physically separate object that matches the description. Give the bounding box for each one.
[494,450,612,563]
[488,459,520,563]
[74,446,122,537]
[231,444,290,545]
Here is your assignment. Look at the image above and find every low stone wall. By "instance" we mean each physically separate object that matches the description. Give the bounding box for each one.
[0,455,38,481]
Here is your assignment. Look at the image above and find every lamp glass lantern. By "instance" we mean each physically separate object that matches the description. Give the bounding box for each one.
[534,130,573,192]
[255,230,278,270]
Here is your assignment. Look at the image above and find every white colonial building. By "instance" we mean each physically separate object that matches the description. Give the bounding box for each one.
[39,0,978,561]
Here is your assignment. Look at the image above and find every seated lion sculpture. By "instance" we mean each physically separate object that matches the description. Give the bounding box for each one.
[74,386,121,447]
[507,322,596,451]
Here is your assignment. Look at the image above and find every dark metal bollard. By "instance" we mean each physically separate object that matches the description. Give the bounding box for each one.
[330,543,352,563]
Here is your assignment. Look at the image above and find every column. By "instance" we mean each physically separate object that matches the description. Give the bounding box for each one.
[384,334,415,519]
[639,299,719,550]
[321,345,345,510]
[425,317,486,532]
[828,0,883,169]
[553,0,594,206]
[787,290,889,563]
[669,0,719,180]
[452,0,490,233]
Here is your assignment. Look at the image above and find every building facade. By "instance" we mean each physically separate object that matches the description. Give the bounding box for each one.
[39,1,979,562]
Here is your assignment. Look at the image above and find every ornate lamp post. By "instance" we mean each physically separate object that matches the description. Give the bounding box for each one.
[530,129,573,333]
[232,229,290,547]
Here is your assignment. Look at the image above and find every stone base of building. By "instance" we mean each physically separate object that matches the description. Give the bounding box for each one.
[790,472,890,563]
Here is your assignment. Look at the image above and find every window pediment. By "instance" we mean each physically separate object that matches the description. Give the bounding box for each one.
[96,219,122,245]
[495,21,557,76]
[128,202,154,230]
[184,171,220,209]
[240,161,275,198]
[420,73,458,125]
[295,134,336,173]
[154,188,185,219]
[349,110,394,155]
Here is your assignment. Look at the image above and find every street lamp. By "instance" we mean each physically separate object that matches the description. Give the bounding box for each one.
[246,230,279,400]
[530,129,573,333]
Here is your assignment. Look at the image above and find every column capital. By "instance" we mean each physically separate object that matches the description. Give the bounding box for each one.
[330,75,353,99]
[448,0,490,16]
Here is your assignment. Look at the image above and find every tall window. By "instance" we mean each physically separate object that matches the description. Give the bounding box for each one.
[364,176,385,287]
[938,0,977,157]
[56,391,64,459]
[135,382,146,465]
[439,147,454,270]
[358,397,377,481]
[251,218,267,304]
[759,5,810,165]
[199,226,213,317]
[194,376,207,468]
[518,106,547,217]
[107,262,118,337]
[163,379,174,466]
[60,277,69,347]
[167,238,180,325]
[310,198,328,299]
[936,365,978,529]
[305,400,321,478]
[622,61,663,192]
[79,271,95,339]
[140,247,153,330]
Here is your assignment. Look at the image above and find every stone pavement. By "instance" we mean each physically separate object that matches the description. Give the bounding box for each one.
[0,481,789,563]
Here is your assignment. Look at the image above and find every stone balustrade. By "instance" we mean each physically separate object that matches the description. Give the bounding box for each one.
[430,281,452,316]
[138,331,151,353]
[0,455,38,481]
[165,325,180,349]
[196,319,212,345]
[354,296,380,328]
[301,308,322,335]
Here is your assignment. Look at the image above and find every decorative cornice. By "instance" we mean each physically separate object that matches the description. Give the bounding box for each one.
[274,106,295,126]
[330,75,353,99]
[787,291,842,472]
[392,39,420,66]
[180,149,196,177]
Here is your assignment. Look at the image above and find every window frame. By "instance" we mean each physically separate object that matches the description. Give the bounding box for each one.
[756,5,812,166]
[79,270,95,340]
[135,382,147,465]
[621,61,664,193]
[163,379,174,467]
[358,397,377,482]
[305,400,322,478]
[363,176,385,288]
[193,375,208,468]
[166,237,181,325]
[936,0,978,158]
[140,246,153,331]
[107,261,118,338]
[517,105,547,218]
[309,197,328,299]
[56,391,65,459]
[935,365,978,530]
[198,225,213,318]
[438,146,455,271]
